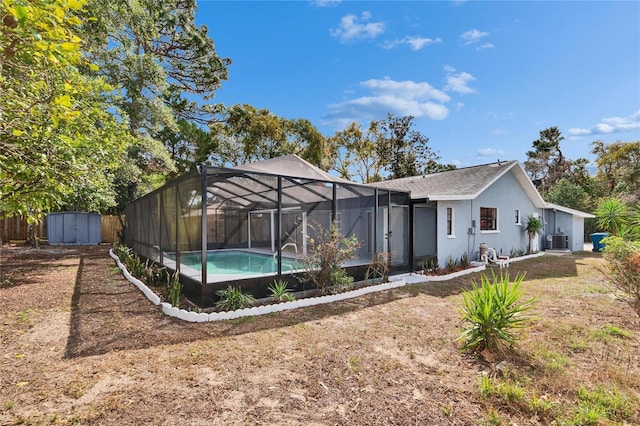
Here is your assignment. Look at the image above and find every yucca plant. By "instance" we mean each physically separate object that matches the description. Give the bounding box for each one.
[595,198,629,236]
[459,271,534,352]
[215,286,255,311]
[460,252,471,269]
[268,280,295,303]
[164,272,182,307]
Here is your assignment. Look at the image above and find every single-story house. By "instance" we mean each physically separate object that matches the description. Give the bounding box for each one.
[124,156,595,306]
[367,160,595,268]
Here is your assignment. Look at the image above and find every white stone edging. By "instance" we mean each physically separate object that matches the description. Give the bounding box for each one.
[110,249,546,322]
[110,249,407,322]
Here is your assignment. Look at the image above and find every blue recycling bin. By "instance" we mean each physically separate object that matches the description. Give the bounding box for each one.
[590,232,610,252]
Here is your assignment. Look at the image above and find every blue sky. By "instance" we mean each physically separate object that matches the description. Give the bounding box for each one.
[197,0,640,169]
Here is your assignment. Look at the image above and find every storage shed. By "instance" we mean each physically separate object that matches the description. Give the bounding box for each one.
[47,212,102,245]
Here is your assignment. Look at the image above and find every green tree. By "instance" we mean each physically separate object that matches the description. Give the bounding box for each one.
[523,215,544,254]
[80,0,230,208]
[524,127,571,194]
[329,121,384,183]
[0,0,133,244]
[211,104,327,168]
[375,114,450,179]
[591,140,640,202]
[545,178,591,212]
[156,119,216,176]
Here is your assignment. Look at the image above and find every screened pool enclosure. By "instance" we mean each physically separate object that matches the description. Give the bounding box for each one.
[125,158,411,307]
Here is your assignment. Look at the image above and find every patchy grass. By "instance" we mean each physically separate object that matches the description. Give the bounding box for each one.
[0,246,638,425]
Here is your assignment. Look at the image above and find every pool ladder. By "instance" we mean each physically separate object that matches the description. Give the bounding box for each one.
[273,243,298,265]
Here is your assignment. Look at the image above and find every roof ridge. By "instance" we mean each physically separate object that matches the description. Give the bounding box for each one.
[384,160,518,182]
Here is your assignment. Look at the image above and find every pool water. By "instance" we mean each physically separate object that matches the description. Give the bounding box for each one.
[176,250,299,275]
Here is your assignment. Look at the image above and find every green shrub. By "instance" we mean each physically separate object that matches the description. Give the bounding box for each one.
[215,286,255,311]
[460,252,471,269]
[142,260,167,288]
[445,255,457,272]
[422,256,439,274]
[164,272,182,307]
[299,222,361,294]
[268,280,295,303]
[602,236,640,316]
[459,271,534,352]
[330,268,354,292]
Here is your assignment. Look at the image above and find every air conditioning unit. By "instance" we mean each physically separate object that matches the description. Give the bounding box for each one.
[551,235,568,250]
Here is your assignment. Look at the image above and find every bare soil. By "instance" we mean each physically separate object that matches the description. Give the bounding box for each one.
[0,245,638,425]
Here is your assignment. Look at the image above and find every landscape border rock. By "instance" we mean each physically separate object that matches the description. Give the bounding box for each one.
[109,249,544,322]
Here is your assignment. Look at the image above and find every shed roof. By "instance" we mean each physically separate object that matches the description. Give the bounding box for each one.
[367,161,546,207]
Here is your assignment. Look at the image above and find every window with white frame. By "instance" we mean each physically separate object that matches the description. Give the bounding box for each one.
[515,209,521,225]
[480,207,497,231]
[446,207,454,237]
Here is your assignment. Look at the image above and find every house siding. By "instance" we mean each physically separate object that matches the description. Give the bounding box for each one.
[436,170,541,266]
[571,215,585,251]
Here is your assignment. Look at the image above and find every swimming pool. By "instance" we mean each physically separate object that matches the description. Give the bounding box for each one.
[173,250,299,276]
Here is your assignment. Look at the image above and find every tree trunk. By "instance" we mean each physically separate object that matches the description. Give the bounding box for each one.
[26,222,39,249]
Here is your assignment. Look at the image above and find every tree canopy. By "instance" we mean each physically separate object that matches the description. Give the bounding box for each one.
[210,104,329,169]
[524,126,573,194]
[0,0,133,222]
[79,0,231,208]
[591,140,640,202]
[331,114,454,182]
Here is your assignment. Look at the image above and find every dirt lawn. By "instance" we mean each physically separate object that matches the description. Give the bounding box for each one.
[0,245,638,425]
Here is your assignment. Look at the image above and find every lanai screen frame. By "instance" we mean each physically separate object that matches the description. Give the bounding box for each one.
[124,165,411,304]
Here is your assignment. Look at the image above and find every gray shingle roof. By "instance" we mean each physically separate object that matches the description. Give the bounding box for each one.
[368,160,545,207]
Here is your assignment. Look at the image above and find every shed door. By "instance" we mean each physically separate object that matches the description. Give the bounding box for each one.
[63,214,76,244]
[76,214,89,244]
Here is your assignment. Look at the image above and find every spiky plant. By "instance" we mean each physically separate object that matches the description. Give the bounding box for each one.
[459,271,535,352]
[268,280,295,303]
[215,286,255,311]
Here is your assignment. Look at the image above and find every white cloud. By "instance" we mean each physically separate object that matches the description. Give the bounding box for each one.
[567,128,591,136]
[381,36,442,51]
[310,0,341,7]
[323,77,450,128]
[477,42,494,50]
[330,12,385,43]
[361,77,450,103]
[460,28,489,45]
[567,110,640,136]
[444,66,476,94]
[477,148,505,157]
[491,128,507,136]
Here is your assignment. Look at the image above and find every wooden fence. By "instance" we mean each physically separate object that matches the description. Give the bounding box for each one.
[101,215,123,244]
[0,214,123,244]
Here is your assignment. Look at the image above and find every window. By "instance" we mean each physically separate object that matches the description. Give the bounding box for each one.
[515,209,521,225]
[480,207,497,231]
[446,207,454,237]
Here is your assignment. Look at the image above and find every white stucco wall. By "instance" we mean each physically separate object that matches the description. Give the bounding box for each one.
[435,170,542,266]
[571,215,585,251]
